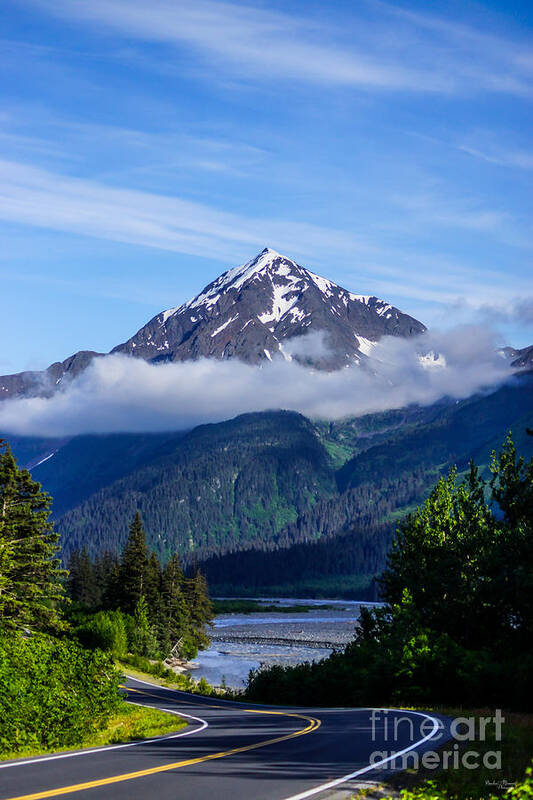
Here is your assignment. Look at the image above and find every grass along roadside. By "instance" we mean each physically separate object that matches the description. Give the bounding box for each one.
[117,656,239,698]
[0,702,186,762]
[118,658,196,691]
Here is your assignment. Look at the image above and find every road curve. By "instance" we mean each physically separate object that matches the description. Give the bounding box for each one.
[0,676,450,800]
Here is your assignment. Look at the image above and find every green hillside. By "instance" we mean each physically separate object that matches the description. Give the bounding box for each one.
[52,411,336,564]
[5,374,531,596]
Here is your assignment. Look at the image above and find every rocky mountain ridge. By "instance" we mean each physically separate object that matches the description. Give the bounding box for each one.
[0,248,425,399]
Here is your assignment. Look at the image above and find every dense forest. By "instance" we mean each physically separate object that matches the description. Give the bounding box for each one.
[246,433,533,711]
[198,468,430,595]
[67,512,213,660]
[0,442,213,757]
[53,411,336,563]
[4,374,533,594]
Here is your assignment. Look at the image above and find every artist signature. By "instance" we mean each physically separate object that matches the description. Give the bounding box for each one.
[485,780,516,789]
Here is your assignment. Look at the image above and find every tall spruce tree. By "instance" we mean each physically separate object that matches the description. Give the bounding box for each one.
[145,551,162,619]
[185,570,213,651]
[131,595,159,658]
[159,554,188,656]
[67,547,99,608]
[0,441,65,632]
[118,512,149,615]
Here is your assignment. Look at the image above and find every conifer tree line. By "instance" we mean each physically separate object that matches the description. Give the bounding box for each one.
[0,441,122,756]
[246,433,533,710]
[0,441,65,633]
[67,511,213,660]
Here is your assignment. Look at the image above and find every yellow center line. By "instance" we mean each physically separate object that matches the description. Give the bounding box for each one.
[4,688,321,800]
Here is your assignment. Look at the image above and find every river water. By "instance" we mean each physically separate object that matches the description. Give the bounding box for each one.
[189,598,381,689]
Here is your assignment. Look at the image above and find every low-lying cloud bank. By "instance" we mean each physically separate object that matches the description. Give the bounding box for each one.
[0,326,515,438]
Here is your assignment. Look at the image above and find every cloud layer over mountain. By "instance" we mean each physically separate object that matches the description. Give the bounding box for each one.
[0,326,513,437]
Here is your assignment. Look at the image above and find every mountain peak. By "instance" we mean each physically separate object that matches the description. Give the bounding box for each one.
[112,249,426,369]
[0,250,427,399]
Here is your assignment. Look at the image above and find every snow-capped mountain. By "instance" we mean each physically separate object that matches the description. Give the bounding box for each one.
[503,344,533,371]
[111,248,425,368]
[1,248,426,399]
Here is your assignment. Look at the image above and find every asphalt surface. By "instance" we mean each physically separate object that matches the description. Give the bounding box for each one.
[0,676,451,800]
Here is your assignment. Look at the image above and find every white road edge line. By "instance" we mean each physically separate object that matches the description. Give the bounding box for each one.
[0,705,208,770]
[281,709,441,800]
[127,675,444,800]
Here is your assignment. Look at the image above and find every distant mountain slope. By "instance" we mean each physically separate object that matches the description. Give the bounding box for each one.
[49,411,336,563]
[0,248,426,398]
[1,373,520,597]
[0,350,103,400]
[337,373,533,492]
[506,344,533,371]
[196,375,533,595]
[29,431,187,517]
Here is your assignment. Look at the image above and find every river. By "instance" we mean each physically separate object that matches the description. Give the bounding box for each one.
[188,597,382,689]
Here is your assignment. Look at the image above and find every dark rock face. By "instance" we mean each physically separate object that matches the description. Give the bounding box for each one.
[505,344,533,371]
[1,248,426,399]
[111,248,426,369]
[0,351,104,400]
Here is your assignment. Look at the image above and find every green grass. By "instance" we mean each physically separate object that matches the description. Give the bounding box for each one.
[322,439,354,468]
[0,702,185,762]
[357,709,533,800]
[90,703,185,746]
[117,659,238,698]
[118,658,197,691]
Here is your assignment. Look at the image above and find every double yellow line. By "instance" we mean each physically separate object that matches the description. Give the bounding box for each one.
[4,688,321,800]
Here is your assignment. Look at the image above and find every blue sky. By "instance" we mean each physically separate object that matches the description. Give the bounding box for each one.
[1,0,532,374]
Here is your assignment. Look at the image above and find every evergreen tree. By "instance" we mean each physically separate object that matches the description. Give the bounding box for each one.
[100,552,121,610]
[145,551,162,620]
[130,595,159,658]
[0,441,65,632]
[67,547,99,608]
[159,554,188,657]
[185,570,213,652]
[118,512,149,615]
[488,432,533,652]
[380,433,533,654]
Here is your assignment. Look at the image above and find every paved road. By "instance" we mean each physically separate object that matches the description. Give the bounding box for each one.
[0,677,450,800]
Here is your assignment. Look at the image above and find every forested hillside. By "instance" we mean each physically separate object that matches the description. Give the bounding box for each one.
[338,374,533,491]
[197,374,533,594]
[5,374,532,596]
[52,411,336,563]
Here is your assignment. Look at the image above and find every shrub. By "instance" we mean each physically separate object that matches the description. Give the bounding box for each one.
[0,631,122,755]
[74,610,128,657]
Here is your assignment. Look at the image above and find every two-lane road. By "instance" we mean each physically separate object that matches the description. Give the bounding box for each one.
[0,677,450,800]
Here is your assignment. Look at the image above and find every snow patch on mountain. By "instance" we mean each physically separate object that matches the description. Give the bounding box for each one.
[356,336,378,357]
[211,315,239,337]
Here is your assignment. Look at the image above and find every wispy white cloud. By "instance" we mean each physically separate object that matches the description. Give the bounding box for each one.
[1,159,530,316]
[458,143,533,170]
[378,1,533,95]
[0,159,370,264]
[390,191,532,250]
[23,0,533,96]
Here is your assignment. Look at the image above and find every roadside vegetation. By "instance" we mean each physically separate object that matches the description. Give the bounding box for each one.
[358,710,533,800]
[0,702,184,762]
[0,441,212,759]
[117,655,231,698]
[247,433,533,797]
[67,512,214,662]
